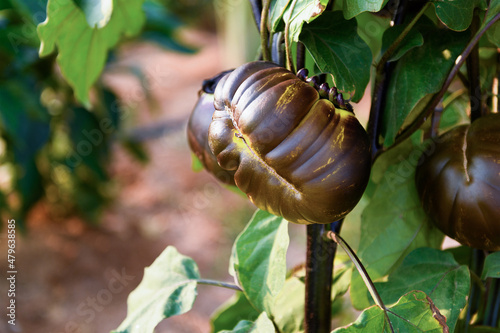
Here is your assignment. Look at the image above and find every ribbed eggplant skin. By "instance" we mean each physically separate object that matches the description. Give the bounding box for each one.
[416,113,500,251]
[187,84,236,186]
[208,61,371,225]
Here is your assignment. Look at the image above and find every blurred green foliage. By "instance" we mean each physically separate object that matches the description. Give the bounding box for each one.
[0,0,196,229]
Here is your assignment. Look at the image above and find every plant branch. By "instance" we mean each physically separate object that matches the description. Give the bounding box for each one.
[327,231,395,333]
[260,0,271,61]
[285,0,299,72]
[196,279,243,292]
[390,12,500,151]
[366,0,410,160]
[304,221,340,333]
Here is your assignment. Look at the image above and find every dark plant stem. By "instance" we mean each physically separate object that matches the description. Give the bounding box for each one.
[196,279,243,292]
[466,10,483,122]
[366,0,409,161]
[296,42,306,71]
[304,220,342,333]
[484,277,500,327]
[464,249,485,332]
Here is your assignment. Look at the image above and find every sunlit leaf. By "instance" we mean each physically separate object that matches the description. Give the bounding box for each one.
[232,209,289,313]
[73,0,113,28]
[112,246,200,333]
[271,277,305,333]
[37,0,145,107]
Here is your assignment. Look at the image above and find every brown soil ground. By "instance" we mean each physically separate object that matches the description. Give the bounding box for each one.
[0,31,308,333]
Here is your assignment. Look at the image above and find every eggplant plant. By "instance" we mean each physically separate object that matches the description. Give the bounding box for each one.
[30,0,500,332]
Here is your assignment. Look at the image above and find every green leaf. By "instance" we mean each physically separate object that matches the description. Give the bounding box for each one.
[211,292,260,333]
[219,312,275,333]
[269,0,290,33]
[37,0,145,107]
[73,0,113,28]
[281,0,328,43]
[300,11,372,102]
[439,92,470,134]
[342,0,386,20]
[485,0,500,26]
[232,209,289,313]
[271,277,305,333]
[432,0,483,31]
[350,137,444,310]
[482,251,500,279]
[112,246,200,333]
[375,248,470,333]
[334,291,449,332]
[486,21,500,48]
[381,20,469,147]
[381,25,424,62]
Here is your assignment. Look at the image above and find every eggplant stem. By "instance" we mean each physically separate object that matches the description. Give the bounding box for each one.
[327,231,395,333]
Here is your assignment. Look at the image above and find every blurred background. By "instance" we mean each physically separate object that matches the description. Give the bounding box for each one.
[0,1,316,332]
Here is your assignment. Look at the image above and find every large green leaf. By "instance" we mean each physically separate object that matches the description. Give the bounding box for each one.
[112,246,200,333]
[300,11,372,102]
[271,277,305,333]
[342,0,386,20]
[375,248,470,333]
[232,209,289,313]
[211,292,260,333]
[219,312,276,333]
[334,291,448,332]
[382,20,468,147]
[432,0,484,31]
[350,137,444,310]
[482,251,500,279]
[37,0,145,107]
